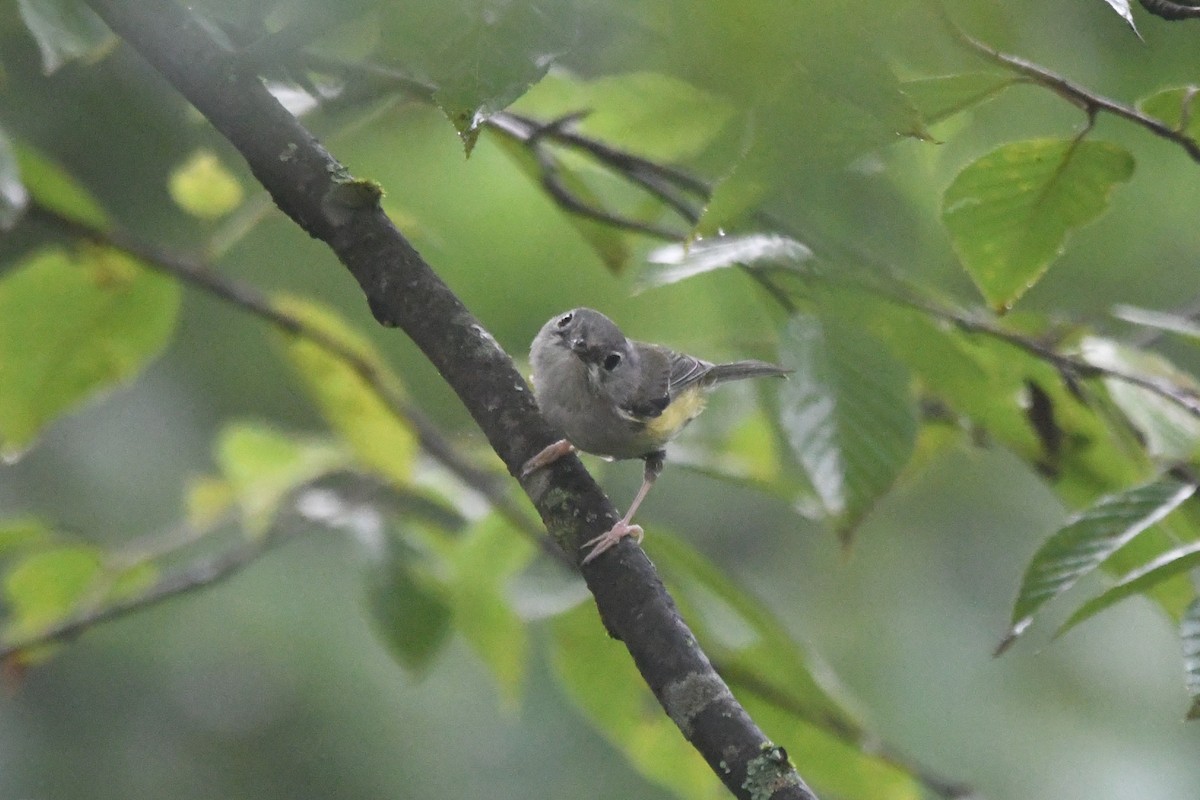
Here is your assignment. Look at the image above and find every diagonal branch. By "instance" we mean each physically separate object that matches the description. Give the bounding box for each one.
[26,201,554,553]
[79,1,817,798]
[937,4,1200,163]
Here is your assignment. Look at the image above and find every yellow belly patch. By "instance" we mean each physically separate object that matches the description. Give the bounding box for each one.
[643,386,708,443]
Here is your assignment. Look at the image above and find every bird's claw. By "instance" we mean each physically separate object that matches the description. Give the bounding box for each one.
[580,521,644,565]
[521,439,576,478]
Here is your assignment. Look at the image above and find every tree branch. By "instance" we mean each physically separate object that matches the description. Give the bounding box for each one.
[26,202,557,555]
[938,5,1200,163]
[1138,0,1200,21]
[79,1,816,797]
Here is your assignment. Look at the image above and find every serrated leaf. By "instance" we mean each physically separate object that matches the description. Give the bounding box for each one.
[778,313,918,537]
[512,71,736,162]
[549,603,720,799]
[0,247,180,458]
[167,150,244,220]
[1079,337,1200,462]
[1058,541,1200,638]
[1137,87,1200,140]
[273,296,418,487]
[440,514,535,705]
[14,144,109,230]
[16,0,116,74]
[900,73,1016,126]
[215,422,347,535]
[942,139,1134,312]
[378,0,578,141]
[999,475,1197,653]
[869,306,1155,505]
[1183,598,1200,720]
[640,234,812,292]
[364,538,452,674]
[0,129,30,230]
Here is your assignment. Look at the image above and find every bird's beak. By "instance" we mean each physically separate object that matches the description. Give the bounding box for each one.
[569,337,589,355]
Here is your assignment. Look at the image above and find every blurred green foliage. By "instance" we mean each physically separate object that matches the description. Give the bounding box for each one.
[2,0,1200,799]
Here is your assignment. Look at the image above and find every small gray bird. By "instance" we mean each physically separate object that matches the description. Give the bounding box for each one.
[523,307,789,564]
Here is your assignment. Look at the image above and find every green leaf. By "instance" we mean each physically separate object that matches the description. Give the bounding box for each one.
[686,4,924,232]
[16,0,116,74]
[0,540,157,664]
[0,129,30,230]
[184,475,236,528]
[488,131,632,272]
[2,544,102,639]
[900,73,1016,126]
[167,150,245,220]
[999,474,1198,654]
[645,530,927,798]
[639,234,812,293]
[778,313,918,537]
[647,533,860,732]
[364,537,452,674]
[0,247,180,458]
[548,603,720,798]
[1138,87,1200,141]
[1058,541,1200,638]
[439,514,535,705]
[1079,337,1200,462]
[273,296,418,487]
[1183,598,1200,720]
[0,518,54,560]
[215,422,347,535]
[942,139,1134,312]
[866,303,1161,509]
[512,71,736,162]
[14,144,109,230]
[377,0,579,142]
[672,409,786,489]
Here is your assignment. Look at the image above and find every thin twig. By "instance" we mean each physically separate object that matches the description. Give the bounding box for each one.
[928,302,1200,417]
[0,526,276,660]
[936,3,1200,163]
[291,56,708,239]
[486,111,693,240]
[27,203,550,550]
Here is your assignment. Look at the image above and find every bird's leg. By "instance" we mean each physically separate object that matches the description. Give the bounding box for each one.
[581,451,665,565]
[520,439,576,478]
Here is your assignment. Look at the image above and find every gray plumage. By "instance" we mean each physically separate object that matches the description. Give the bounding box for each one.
[529,307,788,460]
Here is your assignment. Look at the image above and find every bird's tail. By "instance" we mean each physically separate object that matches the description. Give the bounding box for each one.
[707,359,791,385]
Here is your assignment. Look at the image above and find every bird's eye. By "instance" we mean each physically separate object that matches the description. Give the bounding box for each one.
[603,352,622,371]
[556,313,574,328]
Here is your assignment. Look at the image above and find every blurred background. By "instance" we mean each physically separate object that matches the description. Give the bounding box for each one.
[2,0,1200,798]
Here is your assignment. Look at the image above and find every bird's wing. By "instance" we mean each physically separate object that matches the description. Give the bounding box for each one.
[666,349,715,394]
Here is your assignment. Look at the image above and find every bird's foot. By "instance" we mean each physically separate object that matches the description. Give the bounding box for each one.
[580,520,644,565]
[521,439,576,478]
